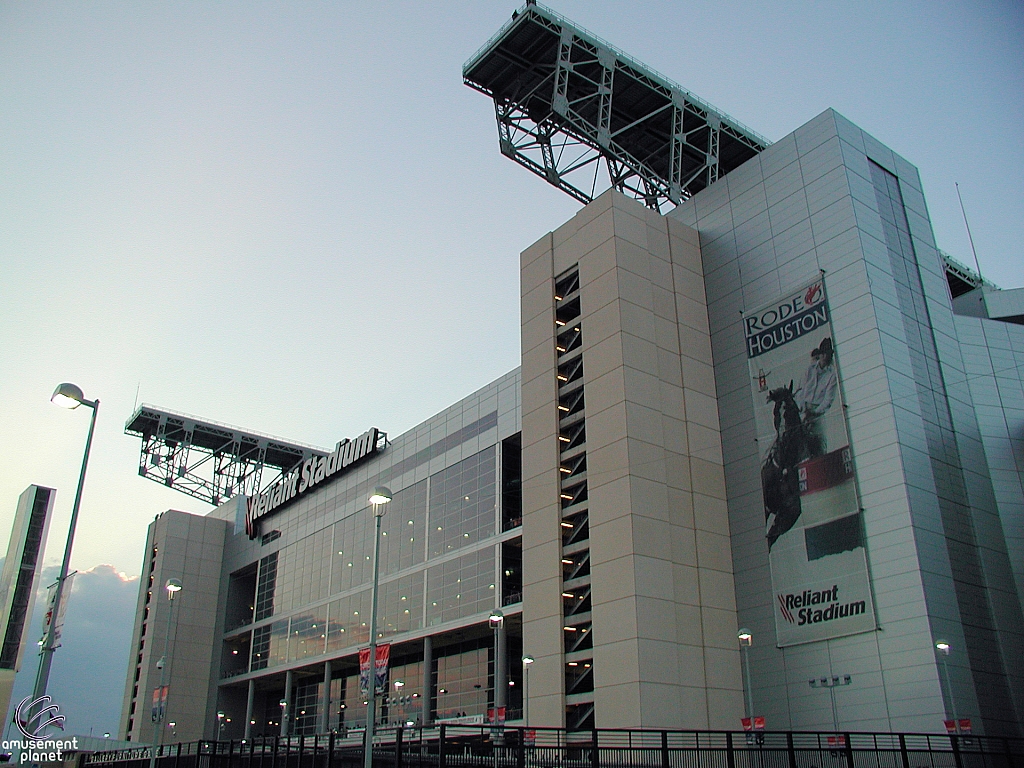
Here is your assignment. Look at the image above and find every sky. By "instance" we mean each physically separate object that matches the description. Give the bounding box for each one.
[1,0,1022,736]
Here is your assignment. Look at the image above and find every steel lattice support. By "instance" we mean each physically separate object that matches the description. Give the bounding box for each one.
[126,405,328,507]
[465,2,770,212]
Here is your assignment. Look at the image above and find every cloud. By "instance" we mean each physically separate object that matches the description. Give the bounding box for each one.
[9,564,138,738]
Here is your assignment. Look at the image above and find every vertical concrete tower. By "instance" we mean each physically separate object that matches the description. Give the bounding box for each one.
[521,190,741,729]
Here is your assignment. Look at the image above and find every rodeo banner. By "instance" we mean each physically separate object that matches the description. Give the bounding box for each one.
[745,278,876,646]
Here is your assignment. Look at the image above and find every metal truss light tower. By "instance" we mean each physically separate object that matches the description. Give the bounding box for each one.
[464,2,770,212]
[125,405,329,508]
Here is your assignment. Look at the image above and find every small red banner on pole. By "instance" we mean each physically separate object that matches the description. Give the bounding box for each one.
[358,643,391,696]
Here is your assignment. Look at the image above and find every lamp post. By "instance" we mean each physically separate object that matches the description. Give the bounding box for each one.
[737,629,754,722]
[488,610,506,743]
[393,680,405,722]
[808,674,851,734]
[32,384,99,716]
[935,641,959,730]
[364,486,392,768]
[489,610,506,717]
[521,655,534,726]
[150,579,182,768]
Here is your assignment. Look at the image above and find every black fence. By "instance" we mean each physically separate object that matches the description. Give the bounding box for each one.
[84,727,1023,768]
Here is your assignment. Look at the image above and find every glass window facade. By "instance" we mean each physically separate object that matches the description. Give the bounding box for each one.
[435,645,489,721]
[276,534,331,614]
[426,548,496,626]
[288,606,328,662]
[235,445,503,674]
[383,660,424,727]
[428,447,496,557]
[254,552,278,621]
[325,589,372,652]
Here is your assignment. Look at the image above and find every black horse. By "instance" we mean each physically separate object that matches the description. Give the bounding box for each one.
[761,381,816,551]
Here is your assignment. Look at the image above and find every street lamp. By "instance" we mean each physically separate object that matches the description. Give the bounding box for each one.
[364,486,392,768]
[489,611,506,744]
[935,640,960,730]
[150,579,183,768]
[32,384,100,718]
[489,610,505,730]
[521,655,534,726]
[808,674,851,734]
[737,629,754,722]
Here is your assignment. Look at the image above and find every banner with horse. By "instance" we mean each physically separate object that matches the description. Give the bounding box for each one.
[744,278,877,647]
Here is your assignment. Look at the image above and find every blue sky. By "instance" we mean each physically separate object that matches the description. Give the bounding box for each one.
[1,0,1021,736]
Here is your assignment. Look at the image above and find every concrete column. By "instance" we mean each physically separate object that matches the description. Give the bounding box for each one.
[422,636,433,725]
[282,670,293,737]
[244,679,255,740]
[321,661,332,733]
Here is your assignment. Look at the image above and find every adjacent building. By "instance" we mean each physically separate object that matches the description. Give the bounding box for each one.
[0,485,55,725]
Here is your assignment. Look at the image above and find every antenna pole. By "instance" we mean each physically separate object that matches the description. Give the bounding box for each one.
[955,182,984,285]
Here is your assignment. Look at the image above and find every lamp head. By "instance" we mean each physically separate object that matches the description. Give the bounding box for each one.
[935,640,951,655]
[522,654,535,665]
[368,486,393,513]
[488,609,504,629]
[737,628,753,646]
[52,382,88,409]
[165,578,183,598]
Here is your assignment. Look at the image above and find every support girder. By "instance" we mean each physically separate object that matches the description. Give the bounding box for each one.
[464,2,770,212]
[125,405,328,507]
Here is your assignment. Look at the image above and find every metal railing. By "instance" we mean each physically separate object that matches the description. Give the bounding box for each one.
[84,727,1023,768]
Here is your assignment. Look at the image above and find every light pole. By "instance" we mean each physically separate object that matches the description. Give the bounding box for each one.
[150,579,182,768]
[32,384,99,715]
[489,609,505,745]
[364,486,392,768]
[737,629,754,722]
[521,655,534,726]
[393,680,405,723]
[489,610,506,718]
[935,641,959,730]
[808,675,851,734]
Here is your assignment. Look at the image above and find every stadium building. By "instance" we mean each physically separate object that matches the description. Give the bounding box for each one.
[119,3,1024,742]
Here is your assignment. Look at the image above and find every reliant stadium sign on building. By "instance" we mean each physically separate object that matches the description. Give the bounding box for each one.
[744,279,877,646]
[245,427,382,538]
